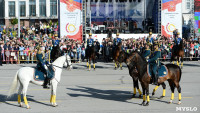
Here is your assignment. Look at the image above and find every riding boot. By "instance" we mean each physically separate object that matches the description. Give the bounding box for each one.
[154,72,158,85]
[43,77,50,89]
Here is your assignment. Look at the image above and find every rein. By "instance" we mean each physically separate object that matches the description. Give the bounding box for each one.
[51,64,63,69]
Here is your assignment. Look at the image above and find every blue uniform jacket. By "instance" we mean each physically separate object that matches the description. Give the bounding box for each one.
[142,49,151,59]
[113,38,121,46]
[87,38,94,47]
[36,53,46,70]
[148,49,161,66]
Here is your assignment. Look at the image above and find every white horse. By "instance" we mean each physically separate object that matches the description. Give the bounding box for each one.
[7,55,72,109]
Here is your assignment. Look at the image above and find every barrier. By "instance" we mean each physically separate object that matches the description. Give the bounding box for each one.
[1,50,50,64]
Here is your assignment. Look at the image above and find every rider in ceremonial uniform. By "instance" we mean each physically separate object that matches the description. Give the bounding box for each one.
[148,42,161,85]
[113,33,121,47]
[142,43,151,60]
[172,30,181,54]
[87,33,94,48]
[36,44,49,89]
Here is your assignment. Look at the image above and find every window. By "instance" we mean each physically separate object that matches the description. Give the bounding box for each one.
[40,0,46,16]
[50,0,57,16]
[29,0,36,16]
[9,1,15,17]
[186,0,190,10]
[20,1,26,17]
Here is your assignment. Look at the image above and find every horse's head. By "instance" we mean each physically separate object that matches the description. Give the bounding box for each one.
[63,55,73,70]
[118,51,129,63]
[126,51,138,66]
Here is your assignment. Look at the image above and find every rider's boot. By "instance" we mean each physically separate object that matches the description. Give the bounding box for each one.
[43,77,50,89]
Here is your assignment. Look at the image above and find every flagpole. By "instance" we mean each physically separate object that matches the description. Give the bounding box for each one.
[18,0,20,38]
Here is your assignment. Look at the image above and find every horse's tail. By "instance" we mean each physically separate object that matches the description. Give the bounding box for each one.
[7,70,19,98]
[179,66,182,82]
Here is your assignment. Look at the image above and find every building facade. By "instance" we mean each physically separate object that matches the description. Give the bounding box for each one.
[4,0,58,27]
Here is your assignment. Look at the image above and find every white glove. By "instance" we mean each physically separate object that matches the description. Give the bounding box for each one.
[44,65,48,70]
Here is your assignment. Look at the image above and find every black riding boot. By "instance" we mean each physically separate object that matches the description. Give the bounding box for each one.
[154,73,158,85]
[43,77,50,89]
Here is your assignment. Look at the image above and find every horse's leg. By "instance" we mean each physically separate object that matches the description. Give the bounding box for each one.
[120,62,123,70]
[93,58,95,70]
[89,59,91,71]
[114,60,117,70]
[159,82,166,99]
[141,83,146,106]
[174,81,182,105]
[22,82,30,109]
[152,84,160,96]
[18,82,23,107]
[177,57,179,66]
[87,58,89,68]
[145,85,150,106]
[132,77,137,98]
[135,78,142,98]
[181,56,183,69]
[51,81,58,107]
[168,80,175,104]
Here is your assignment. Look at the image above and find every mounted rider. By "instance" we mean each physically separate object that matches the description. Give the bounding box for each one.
[148,42,161,85]
[172,29,182,54]
[87,33,94,48]
[35,44,49,89]
[113,33,122,47]
[142,42,151,60]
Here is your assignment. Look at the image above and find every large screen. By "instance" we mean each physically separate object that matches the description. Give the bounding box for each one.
[195,0,200,33]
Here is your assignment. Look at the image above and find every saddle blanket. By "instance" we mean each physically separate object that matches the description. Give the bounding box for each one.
[34,65,56,81]
[147,64,168,78]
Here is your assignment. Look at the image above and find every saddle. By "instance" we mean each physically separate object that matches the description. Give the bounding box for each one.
[147,64,168,78]
[34,65,56,81]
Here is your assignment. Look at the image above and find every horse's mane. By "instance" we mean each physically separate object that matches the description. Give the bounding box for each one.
[52,55,66,65]
[135,51,146,62]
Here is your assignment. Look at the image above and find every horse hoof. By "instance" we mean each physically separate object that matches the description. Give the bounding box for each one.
[158,96,165,99]
[131,94,136,98]
[144,102,149,106]
[152,92,155,96]
[169,100,173,104]
[141,101,145,106]
[53,104,58,107]
[26,106,31,109]
[19,104,23,107]
[178,101,181,105]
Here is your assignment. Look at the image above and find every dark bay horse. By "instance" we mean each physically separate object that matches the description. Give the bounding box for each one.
[50,45,62,62]
[118,51,167,99]
[85,46,96,71]
[118,51,142,98]
[113,42,123,70]
[126,51,182,106]
[171,40,184,68]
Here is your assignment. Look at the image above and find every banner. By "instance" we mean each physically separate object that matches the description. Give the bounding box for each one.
[60,0,82,41]
[161,0,182,37]
[195,0,200,34]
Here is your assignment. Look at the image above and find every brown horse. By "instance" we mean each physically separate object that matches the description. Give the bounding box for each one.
[118,51,142,98]
[126,51,182,106]
[113,42,123,70]
[171,40,184,68]
[85,45,96,71]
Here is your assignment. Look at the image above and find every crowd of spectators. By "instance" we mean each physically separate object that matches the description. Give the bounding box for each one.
[0,22,200,65]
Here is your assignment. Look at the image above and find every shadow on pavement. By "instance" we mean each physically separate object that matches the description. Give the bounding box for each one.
[67,86,139,105]
[0,94,52,107]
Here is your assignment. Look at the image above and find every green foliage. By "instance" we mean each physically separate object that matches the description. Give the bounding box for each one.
[11,18,18,25]
[49,20,52,26]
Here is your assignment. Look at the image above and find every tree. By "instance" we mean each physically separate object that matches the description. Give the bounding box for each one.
[11,18,18,26]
